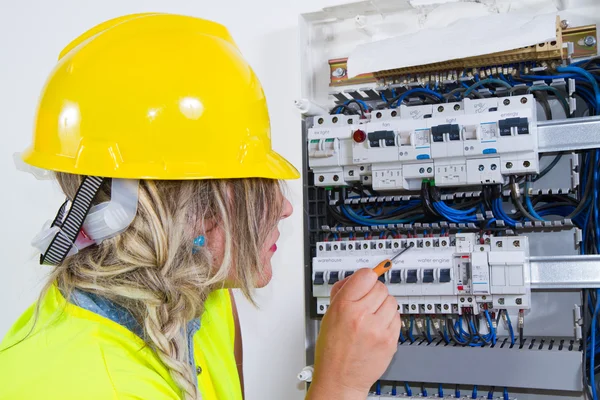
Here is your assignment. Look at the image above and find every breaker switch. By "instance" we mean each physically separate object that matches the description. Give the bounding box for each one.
[328,271,340,285]
[517,118,529,134]
[314,272,325,285]
[368,130,395,148]
[499,117,529,136]
[390,270,402,284]
[431,124,460,141]
[378,274,386,283]
[439,268,452,283]
[344,271,354,279]
[422,269,435,283]
[406,269,418,284]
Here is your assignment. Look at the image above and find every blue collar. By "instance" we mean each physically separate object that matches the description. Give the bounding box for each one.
[70,289,201,386]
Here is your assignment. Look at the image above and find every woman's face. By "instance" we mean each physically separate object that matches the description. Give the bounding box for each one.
[207,195,293,288]
[256,196,293,287]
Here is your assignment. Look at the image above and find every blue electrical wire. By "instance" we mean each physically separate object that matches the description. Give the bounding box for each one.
[504,310,516,345]
[472,385,478,399]
[425,316,433,343]
[389,88,444,108]
[392,385,397,396]
[405,382,413,397]
[408,316,416,343]
[376,381,381,395]
[493,198,518,227]
[485,309,496,345]
[421,385,428,397]
[556,66,600,108]
[488,387,495,399]
[464,78,511,97]
[341,205,423,226]
[504,387,510,400]
[525,195,545,221]
[438,384,444,398]
[455,385,461,398]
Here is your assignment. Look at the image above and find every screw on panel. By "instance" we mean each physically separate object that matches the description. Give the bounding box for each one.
[427,167,432,173]
[347,118,353,124]
[319,305,325,311]
[349,170,354,176]
[498,298,505,305]
[560,19,569,29]
[427,304,433,310]
[454,104,460,111]
[513,240,521,247]
[480,247,485,251]
[584,35,597,47]
[376,112,382,118]
[348,244,353,250]
[478,165,485,171]
[318,118,324,124]
[506,162,513,169]
[363,243,368,249]
[516,298,523,305]
[378,243,384,248]
[468,297,473,303]
[333,245,338,250]
[391,110,398,117]
[523,160,531,168]
[363,176,368,181]
[437,106,444,112]
[411,304,417,310]
[360,166,365,171]
[332,67,346,78]
[503,99,510,106]
[441,240,447,246]
[394,242,399,248]
[496,241,503,247]
[333,175,339,182]
[521,97,528,104]
[482,296,487,300]
[318,245,323,251]
[485,238,491,244]
[444,304,449,310]
[419,168,425,174]
[318,175,325,182]
[460,297,465,303]
[491,164,497,171]
[426,241,431,247]
[332,116,338,123]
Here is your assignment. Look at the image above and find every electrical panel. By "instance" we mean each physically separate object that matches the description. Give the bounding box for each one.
[299,4,600,400]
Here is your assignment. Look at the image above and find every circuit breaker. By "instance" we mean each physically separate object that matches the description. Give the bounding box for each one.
[312,234,530,315]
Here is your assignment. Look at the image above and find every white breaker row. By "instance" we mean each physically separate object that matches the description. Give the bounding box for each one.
[312,233,530,315]
[308,95,539,190]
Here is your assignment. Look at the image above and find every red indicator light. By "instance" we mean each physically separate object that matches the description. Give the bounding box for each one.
[457,285,464,291]
[353,129,366,143]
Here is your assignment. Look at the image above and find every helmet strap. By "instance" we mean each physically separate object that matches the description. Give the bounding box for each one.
[40,176,104,266]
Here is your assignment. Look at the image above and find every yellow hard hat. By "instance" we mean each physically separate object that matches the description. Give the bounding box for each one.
[22,13,299,180]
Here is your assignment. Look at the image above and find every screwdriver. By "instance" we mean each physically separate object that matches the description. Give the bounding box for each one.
[373,242,414,277]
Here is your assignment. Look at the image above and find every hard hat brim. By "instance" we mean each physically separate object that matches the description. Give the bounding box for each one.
[22,146,300,181]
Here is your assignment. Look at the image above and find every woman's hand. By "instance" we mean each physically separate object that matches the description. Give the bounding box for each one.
[306,268,401,400]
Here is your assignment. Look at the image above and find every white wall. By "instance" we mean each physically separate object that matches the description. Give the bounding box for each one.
[0,1,349,399]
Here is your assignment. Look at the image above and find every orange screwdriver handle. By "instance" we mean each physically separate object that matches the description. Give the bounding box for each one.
[373,259,392,277]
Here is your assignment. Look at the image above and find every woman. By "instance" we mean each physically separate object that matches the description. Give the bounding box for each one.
[0,13,400,400]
